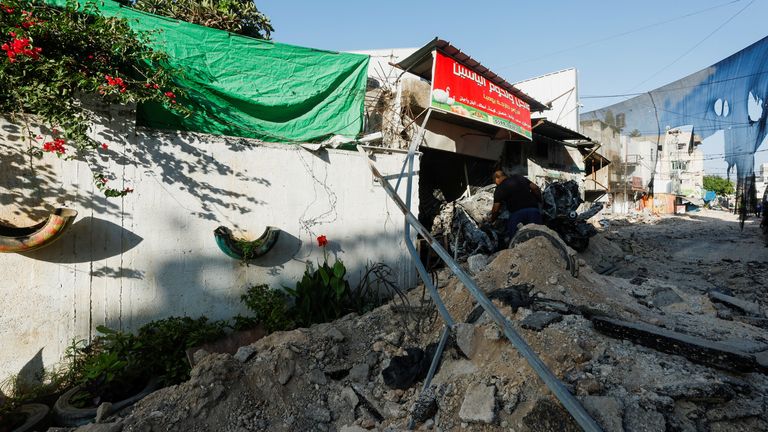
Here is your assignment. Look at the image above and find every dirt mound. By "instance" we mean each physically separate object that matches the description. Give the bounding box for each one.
[70,226,768,432]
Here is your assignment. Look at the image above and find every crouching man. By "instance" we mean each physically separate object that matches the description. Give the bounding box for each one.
[489,170,543,242]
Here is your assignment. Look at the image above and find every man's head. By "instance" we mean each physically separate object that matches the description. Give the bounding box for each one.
[493,170,507,186]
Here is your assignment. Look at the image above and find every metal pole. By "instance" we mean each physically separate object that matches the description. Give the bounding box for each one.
[357,146,603,432]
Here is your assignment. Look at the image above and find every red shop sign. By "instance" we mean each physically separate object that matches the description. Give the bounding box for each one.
[430,51,532,139]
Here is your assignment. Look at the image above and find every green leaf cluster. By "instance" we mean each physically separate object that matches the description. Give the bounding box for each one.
[285,259,353,327]
[0,0,188,194]
[62,317,226,407]
[122,0,274,39]
[703,175,735,196]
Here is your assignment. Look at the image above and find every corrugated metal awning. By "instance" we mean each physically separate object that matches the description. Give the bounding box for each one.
[531,118,591,142]
[392,38,548,113]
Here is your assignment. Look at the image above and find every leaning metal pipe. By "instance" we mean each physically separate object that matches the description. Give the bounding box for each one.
[357,146,603,432]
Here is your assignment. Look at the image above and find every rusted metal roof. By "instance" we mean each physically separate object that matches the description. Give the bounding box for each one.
[392,38,549,113]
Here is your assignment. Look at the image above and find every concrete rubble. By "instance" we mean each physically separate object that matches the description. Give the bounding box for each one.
[57,210,768,431]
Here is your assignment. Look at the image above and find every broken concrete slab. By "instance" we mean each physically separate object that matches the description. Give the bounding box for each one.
[591,316,768,373]
[521,311,563,331]
[348,363,369,384]
[458,383,496,424]
[709,291,763,317]
[454,323,476,358]
[623,404,666,432]
[580,396,624,432]
[186,326,266,367]
[522,398,581,432]
[719,338,768,354]
[651,287,683,307]
[467,254,488,274]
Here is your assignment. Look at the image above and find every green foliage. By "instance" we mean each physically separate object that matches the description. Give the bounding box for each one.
[237,284,294,332]
[235,237,265,263]
[0,0,187,196]
[122,0,274,39]
[58,316,226,408]
[134,317,226,384]
[285,259,354,327]
[703,175,735,196]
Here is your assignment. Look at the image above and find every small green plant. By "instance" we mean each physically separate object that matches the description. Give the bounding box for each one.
[283,235,355,327]
[236,284,294,332]
[61,316,227,408]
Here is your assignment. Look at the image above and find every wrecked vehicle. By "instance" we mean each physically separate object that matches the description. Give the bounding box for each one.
[540,180,603,252]
[431,180,602,259]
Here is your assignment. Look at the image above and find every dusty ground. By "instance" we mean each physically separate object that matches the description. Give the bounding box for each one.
[54,209,768,432]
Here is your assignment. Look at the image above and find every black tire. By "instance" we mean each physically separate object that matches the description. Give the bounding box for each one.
[53,377,160,427]
[12,403,49,432]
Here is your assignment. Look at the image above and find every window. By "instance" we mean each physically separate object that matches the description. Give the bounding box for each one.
[671,160,688,171]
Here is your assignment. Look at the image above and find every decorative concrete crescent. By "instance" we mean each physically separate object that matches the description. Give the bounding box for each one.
[0,208,78,253]
[214,225,280,260]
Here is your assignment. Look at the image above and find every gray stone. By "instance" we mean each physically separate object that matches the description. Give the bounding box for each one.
[521,311,563,331]
[757,351,768,368]
[455,323,476,358]
[651,287,683,307]
[308,368,328,385]
[95,402,112,423]
[348,363,370,383]
[306,406,332,423]
[581,396,624,432]
[326,326,346,342]
[341,386,359,408]
[234,345,257,363]
[458,383,496,424]
[709,291,763,317]
[383,401,405,419]
[623,404,665,432]
[276,351,295,385]
[383,331,403,346]
[547,276,558,285]
[467,254,488,274]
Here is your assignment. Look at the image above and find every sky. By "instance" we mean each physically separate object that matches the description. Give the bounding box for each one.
[258,0,768,177]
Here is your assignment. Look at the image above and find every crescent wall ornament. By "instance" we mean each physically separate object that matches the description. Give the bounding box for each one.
[214,225,280,261]
[0,208,78,253]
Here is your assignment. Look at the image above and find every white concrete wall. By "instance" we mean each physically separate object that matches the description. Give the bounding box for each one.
[0,106,419,382]
[515,68,580,132]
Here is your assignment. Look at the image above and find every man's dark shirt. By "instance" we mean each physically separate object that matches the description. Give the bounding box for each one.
[494,175,539,213]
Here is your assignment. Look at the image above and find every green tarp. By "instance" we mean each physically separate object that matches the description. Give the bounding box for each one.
[47,0,370,142]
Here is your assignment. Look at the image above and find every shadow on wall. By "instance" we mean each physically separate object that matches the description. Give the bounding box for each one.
[136,227,410,325]
[9,348,44,394]
[242,229,302,274]
[0,132,122,225]
[110,129,271,222]
[21,216,143,266]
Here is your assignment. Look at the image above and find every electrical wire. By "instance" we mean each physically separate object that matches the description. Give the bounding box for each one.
[495,0,744,71]
[626,0,756,93]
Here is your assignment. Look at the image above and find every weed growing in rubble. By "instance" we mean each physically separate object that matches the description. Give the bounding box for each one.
[56,317,226,408]
[235,284,294,332]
